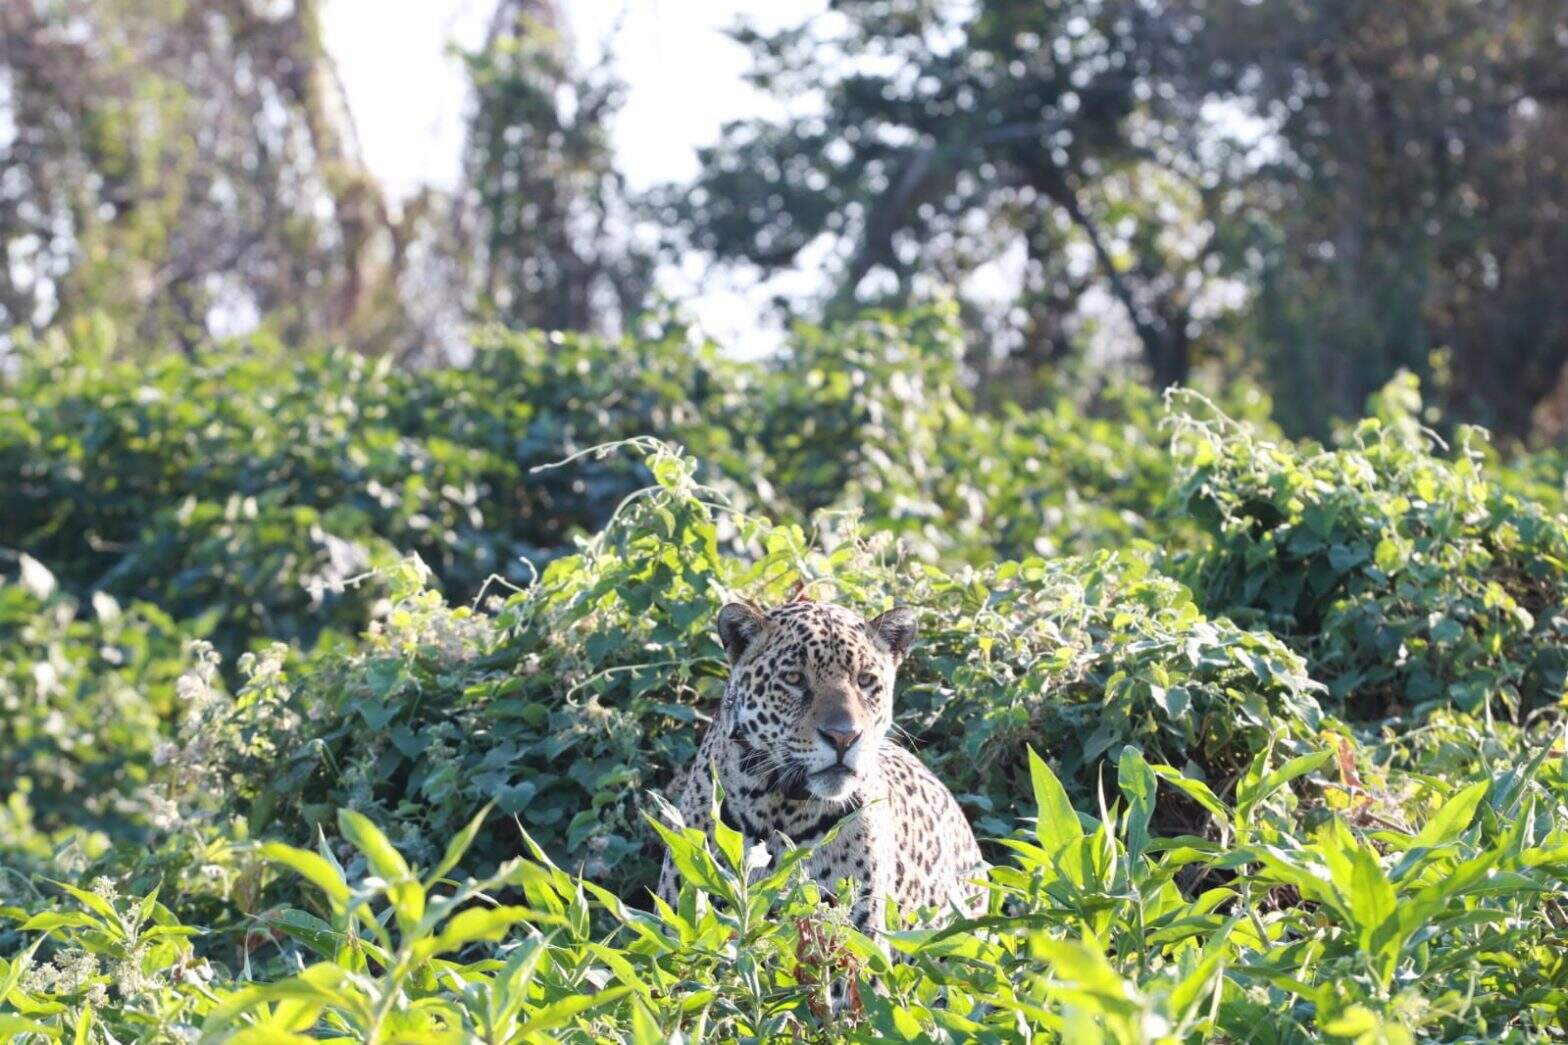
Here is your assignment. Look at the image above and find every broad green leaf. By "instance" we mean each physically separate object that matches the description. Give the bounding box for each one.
[485,936,551,1032]
[644,813,728,896]
[1347,844,1396,957]
[1244,749,1332,818]
[511,985,632,1038]
[326,804,423,941]
[386,878,427,939]
[427,906,533,956]
[0,939,44,1006]
[203,964,365,1036]
[711,814,746,875]
[135,887,161,930]
[425,801,494,888]
[337,808,411,883]
[630,998,662,1045]
[1411,780,1489,850]
[1168,947,1227,1026]
[226,1030,317,1045]
[17,911,101,934]
[1232,741,1274,817]
[261,842,351,909]
[0,1014,59,1039]
[586,942,652,1001]
[1117,746,1156,864]
[1028,747,1084,855]
[1151,765,1230,825]
[1030,938,1139,1016]
[265,908,347,960]
[48,881,122,933]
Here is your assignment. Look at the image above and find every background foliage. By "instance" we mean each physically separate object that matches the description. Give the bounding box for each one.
[5,0,1568,439]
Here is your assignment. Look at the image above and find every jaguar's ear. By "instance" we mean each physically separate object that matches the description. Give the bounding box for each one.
[716,603,767,665]
[868,606,917,663]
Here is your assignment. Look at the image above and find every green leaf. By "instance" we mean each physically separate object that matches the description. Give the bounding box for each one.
[1411,780,1489,850]
[1151,765,1231,826]
[1241,748,1332,819]
[486,936,551,1032]
[512,985,632,1038]
[336,808,411,883]
[17,911,101,934]
[135,888,161,931]
[1117,746,1156,865]
[261,842,351,910]
[48,881,122,934]
[1029,938,1138,1015]
[425,803,494,888]
[630,997,662,1045]
[1232,741,1274,817]
[427,906,533,956]
[644,814,728,897]
[1373,537,1403,573]
[265,908,347,960]
[386,879,427,940]
[0,1014,59,1039]
[334,808,424,936]
[1347,844,1396,959]
[1027,747,1083,855]
[1168,947,1227,1025]
[202,963,363,1033]
[707,771,745,874]
[0,939,45,1006]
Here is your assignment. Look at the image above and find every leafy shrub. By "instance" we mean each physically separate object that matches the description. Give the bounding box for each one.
[10,314,1568,1042]
[0,319,753,659]
[0,305,1202,659]
[752,307,972,519]
[751,305,1197,563]
[1494,445,1568,517]
[387,317,760,587]
[1169,388,1568,719]
[0,558,191,838]
[216,444,1323,904]
[6,735,1565,1041]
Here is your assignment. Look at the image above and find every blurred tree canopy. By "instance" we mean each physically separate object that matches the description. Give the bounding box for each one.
[0,0,638,359]
[667,0,1568,438]
[1184,0,1568,439]
[2,0,1566,442]
[0,0,425,354]
[660,0,1227,392]
[461,0,653,334]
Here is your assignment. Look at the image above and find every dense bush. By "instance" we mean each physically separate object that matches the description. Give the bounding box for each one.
[171,445,1324,905]
[751,308,1212,563]
[1,305,1196,661]
[1170,385,1568,719]
[0,558,191,839]
[0,318,753,659]
[6,316,1568,1042]
[3,727,1565,1041]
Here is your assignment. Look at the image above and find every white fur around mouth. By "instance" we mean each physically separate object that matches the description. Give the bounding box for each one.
[807,765,859,798]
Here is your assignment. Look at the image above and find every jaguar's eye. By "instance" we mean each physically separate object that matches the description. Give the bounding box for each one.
[782,670,805,687]
[857,672,877,689]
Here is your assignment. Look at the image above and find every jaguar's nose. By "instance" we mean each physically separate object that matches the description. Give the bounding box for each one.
[817,725,861,756]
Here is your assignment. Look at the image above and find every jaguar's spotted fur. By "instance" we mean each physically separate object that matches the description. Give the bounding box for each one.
[656,599,984,932]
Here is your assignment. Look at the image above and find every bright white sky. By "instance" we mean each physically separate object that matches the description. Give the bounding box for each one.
[321,1,826,348]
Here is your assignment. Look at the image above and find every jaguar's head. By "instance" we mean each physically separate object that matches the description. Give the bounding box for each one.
[715,598,916,803]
